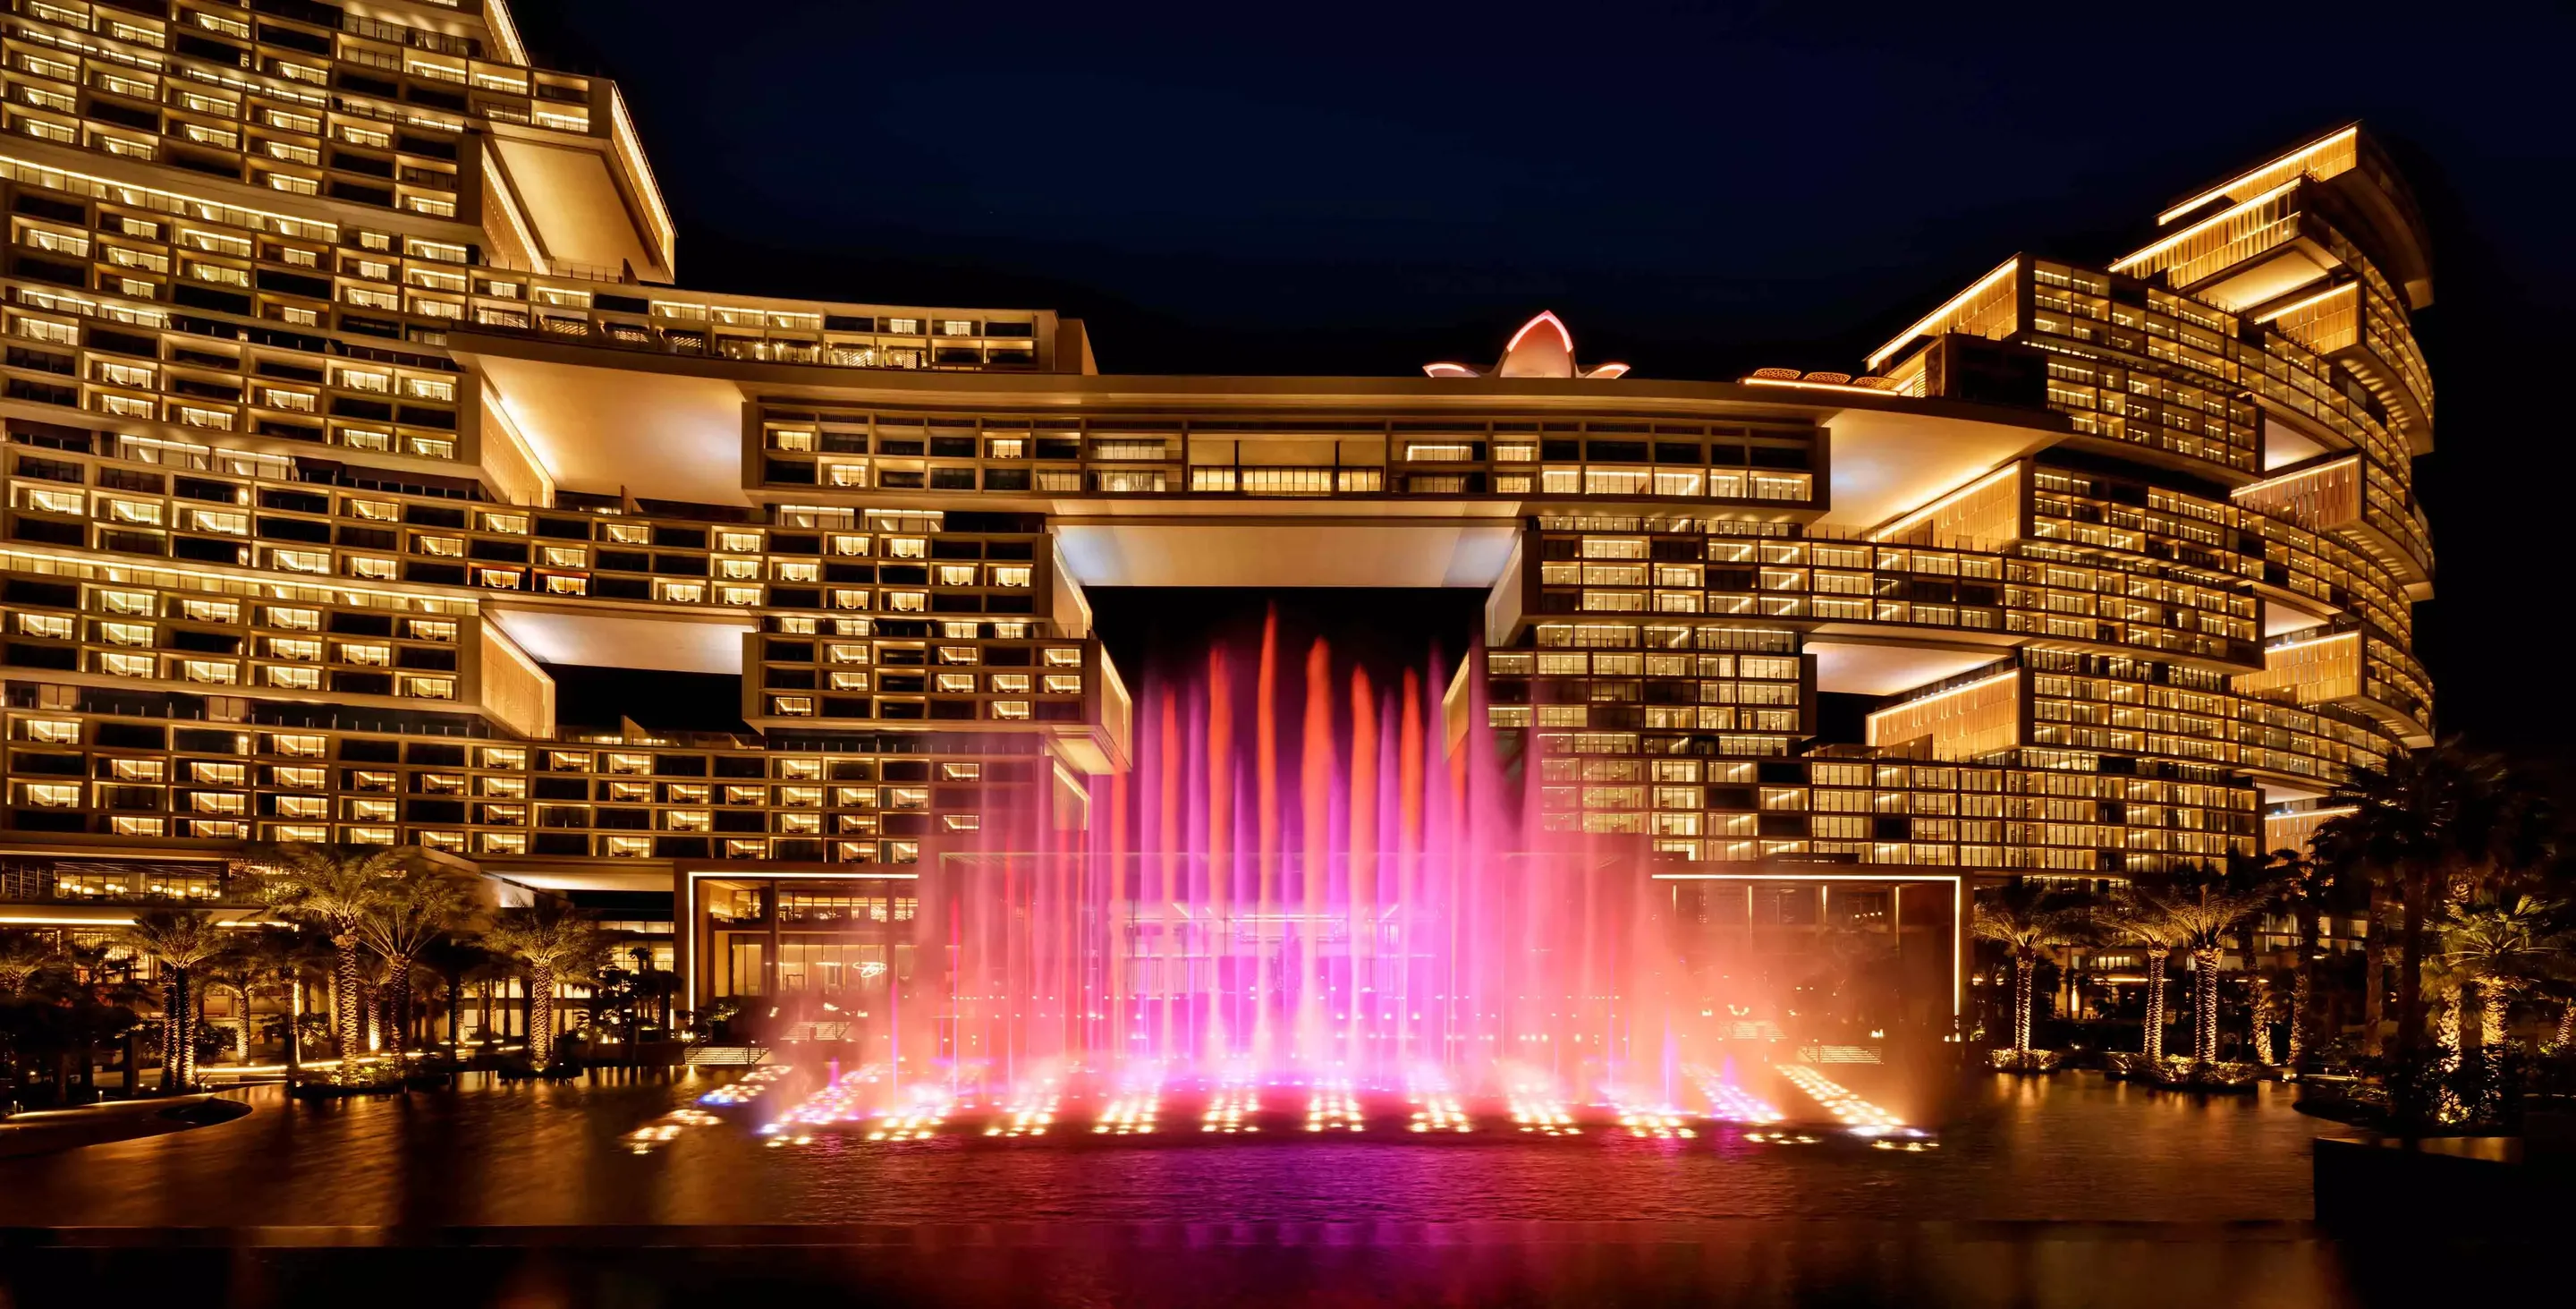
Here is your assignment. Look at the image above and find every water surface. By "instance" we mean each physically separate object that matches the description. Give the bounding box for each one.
[0,1068,2328,1228]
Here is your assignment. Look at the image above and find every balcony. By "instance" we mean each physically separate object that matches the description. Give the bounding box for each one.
[2230,455,2430,593]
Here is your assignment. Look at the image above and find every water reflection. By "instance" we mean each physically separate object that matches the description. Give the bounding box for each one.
[0,1069,2329,1227]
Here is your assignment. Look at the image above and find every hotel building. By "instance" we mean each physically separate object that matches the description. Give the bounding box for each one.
[0,4,2431,1030]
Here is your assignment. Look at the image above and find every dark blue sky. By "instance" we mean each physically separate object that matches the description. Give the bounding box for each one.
[513,0,2576,761]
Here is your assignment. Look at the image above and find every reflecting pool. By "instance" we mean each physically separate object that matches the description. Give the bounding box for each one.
[0,1068,2325,1227]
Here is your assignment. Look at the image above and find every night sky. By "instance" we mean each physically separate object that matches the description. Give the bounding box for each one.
[510,0,2576,767]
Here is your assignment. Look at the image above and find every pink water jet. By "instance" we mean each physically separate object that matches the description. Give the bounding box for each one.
[919,608,1693,1108]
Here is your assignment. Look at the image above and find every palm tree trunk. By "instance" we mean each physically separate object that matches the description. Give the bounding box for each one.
[2476,987,2504,1052]
[333,935,364,1064]
[2394,873,2428,1125]
[386,959,411,1059]
[2142,955,2165,1059]
[2362,884,2388,1057]
[284,974,302,1077]
[2012,953,2035,1051]
[2193,947,2221,1063]
[2289,966,2311,1068]
[529,965,556,1066]
[178,967,198,1088]
[2292,907,2318,1069]
[2252,982,2277,1066]
[2432,992,2463,1124]
[162,972,185,1092]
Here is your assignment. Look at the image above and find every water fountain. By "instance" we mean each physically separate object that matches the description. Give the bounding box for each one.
[753,608,1941,1143]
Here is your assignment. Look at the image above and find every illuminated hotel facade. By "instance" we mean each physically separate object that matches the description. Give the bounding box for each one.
[0,3,2432,1022]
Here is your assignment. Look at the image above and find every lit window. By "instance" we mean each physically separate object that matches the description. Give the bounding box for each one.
[182,659,237,684]
[20,718,80,744]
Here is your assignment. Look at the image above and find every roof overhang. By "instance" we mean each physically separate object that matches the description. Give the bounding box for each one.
[484,605,755,675]
[464,351,749,505]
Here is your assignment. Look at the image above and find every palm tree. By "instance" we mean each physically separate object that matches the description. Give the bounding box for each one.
[482,900,606,1067]
[352,867,479,1060]
[2266,847,2334,1069]
[198,944,262,1064]
[115,909,225,1092]
[0,931,63,1093]
[2437,895,2568,1052]
[417,936,496,1050]
[1971,880,2089,1055]
[2317,743,2552,1118]
[0,931,55,998]
[2098,886,2183,1059]
[2249,967,2292,1066]
[2159,878,2270,1063]
[251,845,411,1067]
[239,929,326,1076]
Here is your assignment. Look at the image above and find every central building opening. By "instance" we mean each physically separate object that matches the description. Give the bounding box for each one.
[880,587,1962,1123]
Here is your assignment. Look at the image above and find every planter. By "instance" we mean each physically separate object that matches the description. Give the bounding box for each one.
[1987,1048,2064,1074]
[2147,1056,2262,1092]
[291,1066,406,1099]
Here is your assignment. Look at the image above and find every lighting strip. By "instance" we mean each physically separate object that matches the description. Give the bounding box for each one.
[1868,463,2020,542]
[485,0,533,68]
[2261,630,2360,658]
[2232,454,2359,497]
[1866,259,2017,372]
[2252,282,2356,325]
[0,547,474,611]
[1865,669,2019,722]
[2110,179,2301,274]
[2157,126,2356,225]
[1740,377,1896,396]
[2267,803,2355,821]
[1505,310,1572,355]
[0,152,338,241]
